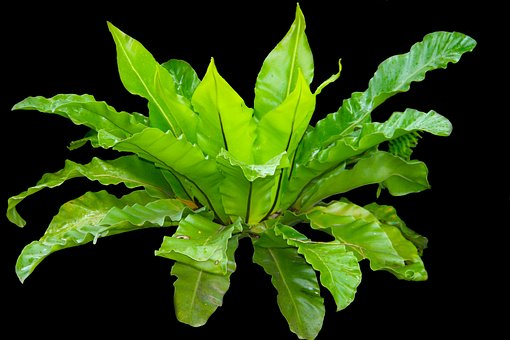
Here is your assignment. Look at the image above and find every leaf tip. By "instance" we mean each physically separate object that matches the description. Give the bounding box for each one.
[11,99,29,111]
[15,262,30,284]
[106,21,122,36]
[295,2,303,15]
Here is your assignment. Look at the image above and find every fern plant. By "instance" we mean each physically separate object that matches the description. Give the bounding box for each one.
[7,4,476,339]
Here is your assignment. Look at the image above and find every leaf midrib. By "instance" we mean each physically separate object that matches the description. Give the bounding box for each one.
[189,269,203,322]
[116,139,222,221]
[268,248,303,330]
[286,13,302,97]
[116,35,176,135]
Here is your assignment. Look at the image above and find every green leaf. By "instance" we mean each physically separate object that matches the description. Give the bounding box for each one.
[217,148,289,182]
[192,58,256,162]
[171,235,239,327]
[296,151,430,210]
[216,151,281,224]
[12,94,147,147]
[306,200,404,271]
[16,190,179,283]
[366,31,477,112]
[388,131,421,160]
[364,202,428,254]
[7,155,173,227]
[254,3,313,118]
[252,228,324,340]
[379,223,427,281]
[274,224,361,312]
[99,196,192,227]
[161,59,201,101]
[359,108,452,141]
[254,70,316,164]
[308,31,476,148]
[160,170,195,203]
[112,127,228,223]
[285,109,449,210]
[155,214,238,274]
[108,22,197,140]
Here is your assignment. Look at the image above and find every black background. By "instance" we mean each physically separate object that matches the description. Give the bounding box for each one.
[1,0,506,338]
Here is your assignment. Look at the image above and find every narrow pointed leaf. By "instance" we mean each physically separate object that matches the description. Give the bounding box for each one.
[7,155,174,227]
[254,3,313,118]
[275,224,361,312]
[12,94,147,147]
[192,58,256,161]
[252,228,324,340]
[306,200,404,271]
[16,190,179,282]
[108,22,197,140]
[155,214,237,274]
[296,151,430,210]
[172,235,239,327]
[161,59,201,101]
[112,127,227,223]
[254,70,315,164]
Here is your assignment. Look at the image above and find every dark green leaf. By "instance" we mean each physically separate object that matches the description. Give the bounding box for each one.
[306,200,404,271]
[252,228,324,340]
[275,224,361,311]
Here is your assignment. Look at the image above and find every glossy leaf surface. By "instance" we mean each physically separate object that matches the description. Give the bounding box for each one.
[108,22,197,139]
[254,3,313,117]
[16,190,184,282]
[253,229,325,339]
[7,156,173,227]
[275,224,361,311]
[155,214,237,274]
[171,236,239,326]
[192,59,256,161]
[296,151,430,210]
[12,94,147,147]
[306,200,404,270]
[7,5,477,338]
